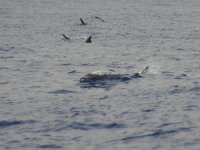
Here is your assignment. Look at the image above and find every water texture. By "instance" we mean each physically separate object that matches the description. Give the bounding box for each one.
[0,0,200,149]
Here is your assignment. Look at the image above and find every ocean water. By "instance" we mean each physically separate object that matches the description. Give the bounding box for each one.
[0,0,200,149]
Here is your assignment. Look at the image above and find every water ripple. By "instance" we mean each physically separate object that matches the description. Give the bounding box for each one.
[48,89,76,94]
[189,87,200,92]
[0,82,9,85]
[37,144,62,149]
[57,122,126,131]
[174,74,187,79]
[62,63,72,66]
[169,85,186,94]
[0,46,34,53]
[0,120,36,128]
[110,127,191,143]
[68,70,77,74]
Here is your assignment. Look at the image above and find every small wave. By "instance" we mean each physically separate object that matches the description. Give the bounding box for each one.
[183,105,199,111]
[0,67,9,70]
[0,46,14,51]
[176,48,185,51]
[174,74,187,79]
[48,89,76,94]
[78,63,97,66]
[37,144,62,149]
[62,63,72,66]
[0,120,36,128]
[69,122,126,130]
[0,46,34,53]
[99,95,109,100]
[157,122,181,128]
[79,78,129,89]
[169,85,186,94]
[80,81,115,89]
[68,70,76,74]
[188,87,200,92]
[0,56,14,59]
[162,71,174,77]
[57,122,126,131]
[169,86,200,95]
[7,140,20,144]
[0,121,22,128]
[110,127,191,143]
[141,108,155,112]
[0,82,9,85]
[106,62,127,68]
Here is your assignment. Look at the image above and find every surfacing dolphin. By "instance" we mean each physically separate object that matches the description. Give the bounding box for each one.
[62,34,70,40]
[80,18,87,25]
[80,66,149,83]
[85,36,92,43]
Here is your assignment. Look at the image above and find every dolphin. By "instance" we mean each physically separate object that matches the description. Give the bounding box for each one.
[80,66,149,83]
[80,18,87,25]
[62,34,70,40]
[85,36,92,43]
[95,16,105,22]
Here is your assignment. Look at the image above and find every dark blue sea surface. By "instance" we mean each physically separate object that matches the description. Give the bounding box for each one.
[0,0,200,149]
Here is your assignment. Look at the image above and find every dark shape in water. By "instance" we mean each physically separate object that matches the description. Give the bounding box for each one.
[109,127,191,144]
[80,18,87,25]
[80,66,149,82]
[38,144,62,149]
[68,70,76,74]
[48,89,75,94]
[79,66,149,88]
[67,122,125,130]
[62,34,70,40]
[95,16,105,22]
[0,120,36,128]
[85,36,92,43]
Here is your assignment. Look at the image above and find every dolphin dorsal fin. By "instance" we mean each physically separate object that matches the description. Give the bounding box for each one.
[95,16,105,22]
[85,36,92,43]
[62,34,70,40]
[141,66,149,74]
[80,18,87,25]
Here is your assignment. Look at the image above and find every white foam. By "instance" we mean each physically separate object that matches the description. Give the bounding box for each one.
[91,70,118,75]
